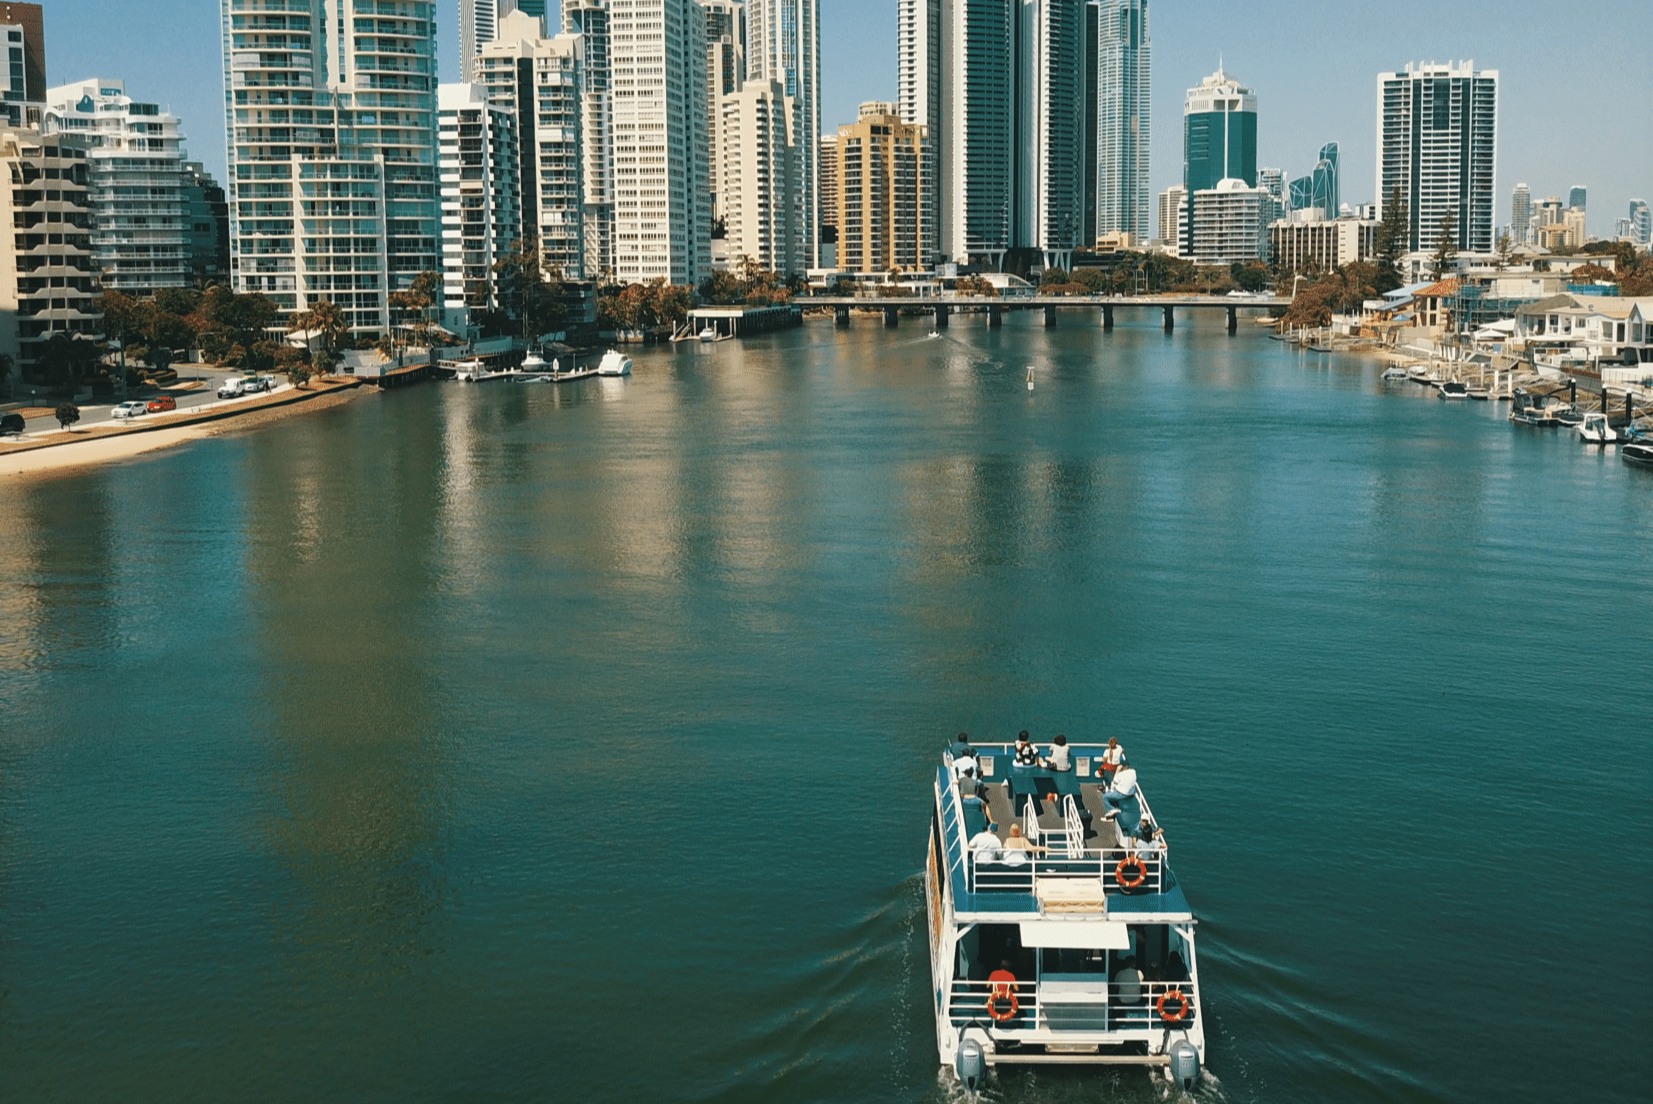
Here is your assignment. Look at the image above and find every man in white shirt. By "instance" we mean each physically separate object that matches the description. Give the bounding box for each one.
[952,747,979,781]
[1103,766,1138,811]
[1042,734,1071,772]
[969,829,1003,862]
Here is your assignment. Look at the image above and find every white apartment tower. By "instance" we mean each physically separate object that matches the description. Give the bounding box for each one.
[1,126,100,376]
[459,0,498,83]
[44,79,193,293]
[1094,0,1151,242]
[745,0,819,268]
[222,0,440,333]
[605,0,709,284]
[437,82,520,323]
[898,0,1090,269]
[476,11,587,279]
[1510,182,1531,246]
[702,0,745,227]
[718,78,804,277]
[1376,61,1498,254]
[561,0,615,280]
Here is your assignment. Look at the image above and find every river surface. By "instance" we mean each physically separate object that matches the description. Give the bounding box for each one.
[1,317,1649,1103]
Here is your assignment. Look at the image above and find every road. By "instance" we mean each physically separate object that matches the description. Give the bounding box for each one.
[6,367,269,436]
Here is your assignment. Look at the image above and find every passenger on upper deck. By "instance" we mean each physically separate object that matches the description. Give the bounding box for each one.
[1002,824,1047,854]
[949,731,972,759]
[1133,821,1166,858]
[952,745,980,782]
[1113,955,1144,1006]
[1101,765,1141,840]
[1013,731,1040,767]
[1041,734,1071,772]
[1097,737,1126,782]
[969,828,1003,860]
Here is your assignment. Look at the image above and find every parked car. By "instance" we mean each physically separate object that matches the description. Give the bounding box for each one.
[217,378,247,398]
[146,395,177,413]
[1,412,24,436]
[243,375,276,394]
[112,401,148,420]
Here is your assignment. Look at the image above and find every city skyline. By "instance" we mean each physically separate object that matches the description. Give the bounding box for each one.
[29,0,1653,242]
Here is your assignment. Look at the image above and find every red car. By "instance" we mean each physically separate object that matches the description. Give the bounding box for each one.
[146,395,177,413]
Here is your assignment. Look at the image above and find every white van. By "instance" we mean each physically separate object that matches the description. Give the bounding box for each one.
[217,377,246,398]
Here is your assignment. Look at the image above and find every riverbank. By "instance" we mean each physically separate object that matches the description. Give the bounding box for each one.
[0,378,365,481]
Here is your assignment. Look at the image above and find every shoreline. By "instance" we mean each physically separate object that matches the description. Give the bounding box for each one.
[0,380,366,482]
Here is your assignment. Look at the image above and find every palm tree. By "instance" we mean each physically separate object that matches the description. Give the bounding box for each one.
[294,299,348,376]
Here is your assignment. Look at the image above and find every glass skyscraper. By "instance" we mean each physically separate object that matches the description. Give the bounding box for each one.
[1376,61,1498,254]
[1182,67,1256,256]
[1094,0,1151,242]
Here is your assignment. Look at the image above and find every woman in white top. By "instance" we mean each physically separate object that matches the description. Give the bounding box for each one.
[1097,737,1126,780]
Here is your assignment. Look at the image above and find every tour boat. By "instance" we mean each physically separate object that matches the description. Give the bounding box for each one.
[596,349,632,377]
[926,740,1205,1092]
[1577,413,1621,445]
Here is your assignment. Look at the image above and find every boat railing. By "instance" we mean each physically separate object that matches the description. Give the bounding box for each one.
[936,773,970,885]
[945,977,1197,1033]
[968,846,1165,897]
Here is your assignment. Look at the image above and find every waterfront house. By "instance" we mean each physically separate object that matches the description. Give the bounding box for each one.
[1513,294,1653,377]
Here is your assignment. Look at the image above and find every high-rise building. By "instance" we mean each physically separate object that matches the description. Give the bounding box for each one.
[818,132,838,240]
[897,0,1089,269]
[1630,199,1651,246]
[1187,178,1268,265]
[834,101,929,275]
[1156,185,1185,250]
[1,126,99,376]
[746,0,819,267]
[562,0,614,280]
[1258,167,1284,224]
[437,82,521,322]
[1269,212,1377,275]
[180,161,230,286]
[606,0,709,285]
[1510,182,1531,246]
[1567,185,1587,211]
[222,0,440,333]
[1375,61,1498,254]
[1286,145,1337,222]
[476,12,586,279]
[459,0,498,83]
[717,78,804,277]
[1094,0,1151,242]
[1184,67,1256,192]
[1183,66,1257,256]
[0,2,44,127]
[702,0,745,228]
[44,79,193,294]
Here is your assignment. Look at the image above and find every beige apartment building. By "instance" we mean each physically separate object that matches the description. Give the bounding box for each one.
[833,103,929,274]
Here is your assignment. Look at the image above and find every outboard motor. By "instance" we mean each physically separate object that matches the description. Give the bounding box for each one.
[954,1029,988,1093]
[1168,1039,1201,1091]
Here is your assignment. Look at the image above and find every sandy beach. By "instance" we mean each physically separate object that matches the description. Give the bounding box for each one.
[0,381,365,481]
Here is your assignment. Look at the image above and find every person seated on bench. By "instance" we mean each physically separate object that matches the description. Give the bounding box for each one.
[949,731,972,759]
[1013,730,1040,767]
[1132,820,1166,858]
[961,789,995,833]
[1096,737,1126,782]
[1041,733,1072,772]
[1113,955,1144,1006]
[1002,823,1047,855]
[969,828,1004,861]
[952,745,980,782]
[1101,765,1138,816]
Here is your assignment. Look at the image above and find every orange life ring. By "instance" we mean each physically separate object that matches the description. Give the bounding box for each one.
[986,969,1020,1022]
[1157,989,1191,1024]
[1115,855,1148,890]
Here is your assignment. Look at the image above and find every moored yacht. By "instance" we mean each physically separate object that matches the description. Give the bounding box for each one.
[927,739,1205,1092]
[596,349,632,377]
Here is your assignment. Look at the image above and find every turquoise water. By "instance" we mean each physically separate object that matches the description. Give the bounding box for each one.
[1,318,1649,1103]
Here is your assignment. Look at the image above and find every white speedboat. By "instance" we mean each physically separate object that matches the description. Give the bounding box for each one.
[926,330,943,339]
[521,351,547,373]
[1623,442,1653,469]
[698,326,718,343]
[1578,412,1621,444]
[1381,366,1409,381]
[927,740,1206,1093]
[596,349,632,377]
[453,359,485,382]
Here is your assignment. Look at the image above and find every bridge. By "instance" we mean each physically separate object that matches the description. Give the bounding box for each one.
[797,294,1288,333]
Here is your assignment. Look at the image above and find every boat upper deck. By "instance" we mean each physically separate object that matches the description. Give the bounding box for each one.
[933,743,1192,919]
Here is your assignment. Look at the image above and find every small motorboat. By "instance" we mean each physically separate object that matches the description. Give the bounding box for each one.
[453,359,485,382]
[926,330,942,339]
[698,326,718,343]
[1578,412,1621,444]
[1438,381,1469,400]
[521,351,547,372]
[1406,364,1432,382]
[1622,442,1653,469]
[596,349,632,377]
[1381,366,1409,381]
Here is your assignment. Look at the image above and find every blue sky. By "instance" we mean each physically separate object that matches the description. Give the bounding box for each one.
[43,0,1652,236]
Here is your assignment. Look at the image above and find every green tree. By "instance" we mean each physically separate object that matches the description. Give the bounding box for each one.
[1430,209,1459,281]
[1230,261,1271,293]
[0,351,12,399]
[38,332,99,397]
[1040,267,1070,286]
[294,299,348,375]
[1495,230,1514,271]
[1373,187,1410,293]
[494,237,567,339]
[55,402,80,431]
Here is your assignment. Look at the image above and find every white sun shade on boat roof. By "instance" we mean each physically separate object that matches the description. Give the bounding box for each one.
[1017,920,1132,950]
